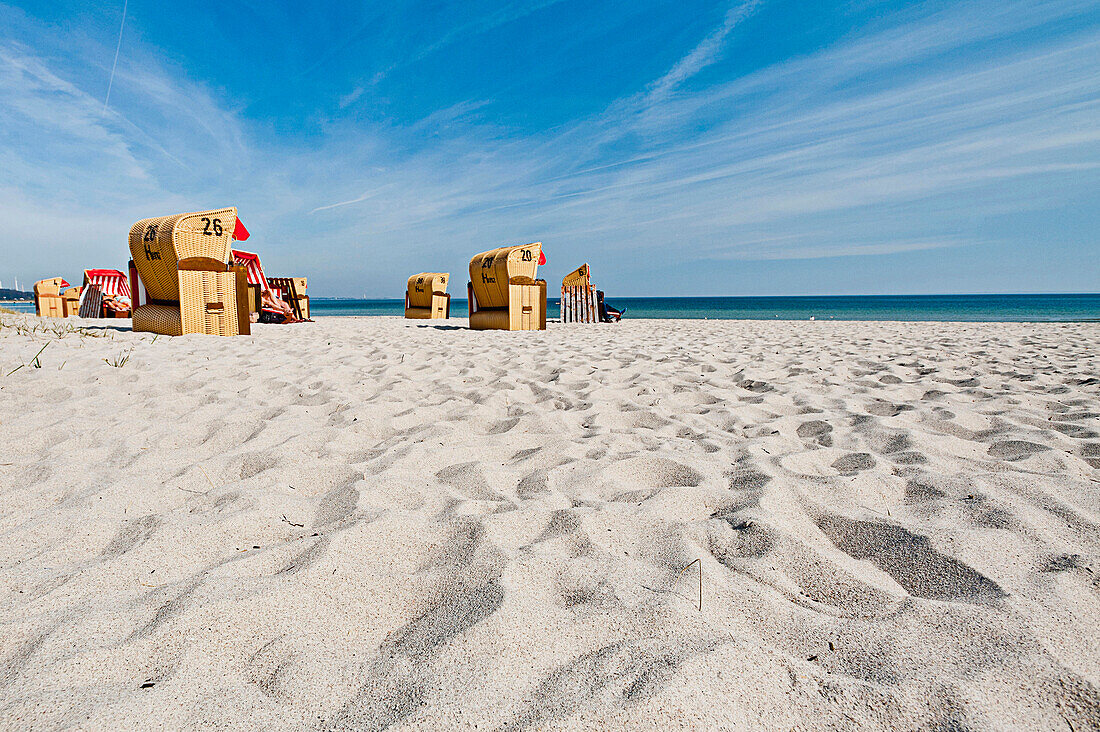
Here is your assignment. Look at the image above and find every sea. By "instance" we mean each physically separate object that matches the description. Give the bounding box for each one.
[5,293,1099,321]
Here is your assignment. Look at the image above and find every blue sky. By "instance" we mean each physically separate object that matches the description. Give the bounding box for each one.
[1,0,1097,296]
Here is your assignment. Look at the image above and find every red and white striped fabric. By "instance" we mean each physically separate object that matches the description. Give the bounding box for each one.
[232,250,270,292]
[83,269,131,298]
[231,250,282,300]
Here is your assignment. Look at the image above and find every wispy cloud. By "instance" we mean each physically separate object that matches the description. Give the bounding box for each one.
[643,0,761,106]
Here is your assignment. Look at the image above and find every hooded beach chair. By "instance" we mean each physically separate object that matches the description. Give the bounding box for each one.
[33,278,68,318]
[78,269,131,318]
[128,208,251,336]
[404,272,450,319]
[467,243,546,330]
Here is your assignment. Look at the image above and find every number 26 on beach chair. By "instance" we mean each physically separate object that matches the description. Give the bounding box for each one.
[467,243,547,331]
[128,208,252,336]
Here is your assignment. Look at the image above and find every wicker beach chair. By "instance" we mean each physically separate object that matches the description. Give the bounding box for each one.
[33,278,68,318]
[128,208,250,336]
[61,287,82,317]
[78,269,131,318]
[404,272,450,319]
[467,243,546,330]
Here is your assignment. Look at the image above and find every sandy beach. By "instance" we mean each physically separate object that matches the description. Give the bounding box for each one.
[0,314,1098,729]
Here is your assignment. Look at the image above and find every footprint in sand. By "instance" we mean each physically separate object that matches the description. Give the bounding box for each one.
[100,514,161,559]
[815,512,1004,604]
[435,462,499,500]
[987,440,1050,461]
[796,420,833,447]
[1081,443,1100,469]
[867,400,908,417]
[832,452,876,475]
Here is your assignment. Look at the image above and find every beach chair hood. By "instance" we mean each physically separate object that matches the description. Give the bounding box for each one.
[83,269,131,299]
[468,242,542,310]
[129,208,237,302]
[406,272,449,309]
[231,249,271,294]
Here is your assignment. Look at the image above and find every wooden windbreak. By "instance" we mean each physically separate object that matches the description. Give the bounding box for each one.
[78,285,104,318]
[561,283,599,323]
[269,276,308,320]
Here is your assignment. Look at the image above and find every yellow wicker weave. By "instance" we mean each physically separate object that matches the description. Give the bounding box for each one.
[406,273,449,308]
[129,208,237,302]
[61,287,81,317]
[179,270,239,336]
[33,278,66,318]
[132,304,183,336]
[128,208,243,336]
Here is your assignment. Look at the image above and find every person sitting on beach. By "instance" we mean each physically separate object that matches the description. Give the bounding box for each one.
[598,290,624,322]
[102,296,132,316]
[260,289,299,324]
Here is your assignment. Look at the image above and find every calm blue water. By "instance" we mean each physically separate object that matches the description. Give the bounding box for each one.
[308,294,1100,321]
[7,294,1099,321]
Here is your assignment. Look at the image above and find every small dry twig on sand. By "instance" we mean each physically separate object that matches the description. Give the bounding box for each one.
[197,466,217,491]
[672,558,703,611]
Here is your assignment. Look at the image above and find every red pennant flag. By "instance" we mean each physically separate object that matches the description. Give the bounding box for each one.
[233,217,250,241]
[538,250,546,265]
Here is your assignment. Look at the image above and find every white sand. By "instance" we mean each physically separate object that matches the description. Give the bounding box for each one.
[1,314,1098,729]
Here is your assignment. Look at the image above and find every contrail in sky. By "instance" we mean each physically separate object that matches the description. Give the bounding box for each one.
[104,0,128,111]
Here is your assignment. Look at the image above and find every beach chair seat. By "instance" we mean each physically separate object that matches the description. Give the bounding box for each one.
[404,272,450,319]
[128,208,250,336]
[33,278,68,318]
[467,243,546,330]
